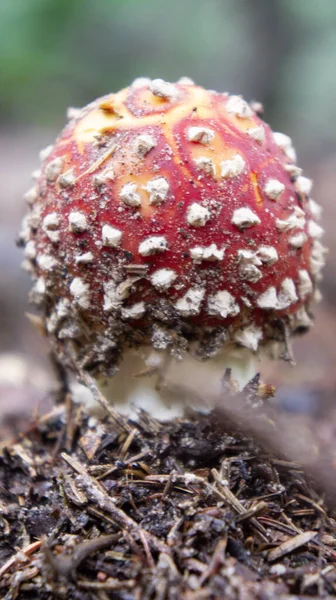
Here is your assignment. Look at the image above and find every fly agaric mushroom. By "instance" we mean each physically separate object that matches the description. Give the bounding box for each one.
[19,78,326,418]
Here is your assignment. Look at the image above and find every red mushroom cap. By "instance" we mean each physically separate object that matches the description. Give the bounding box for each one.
[19,78,326,376]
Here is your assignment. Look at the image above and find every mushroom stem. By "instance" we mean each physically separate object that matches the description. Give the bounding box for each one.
[73,348,259,421]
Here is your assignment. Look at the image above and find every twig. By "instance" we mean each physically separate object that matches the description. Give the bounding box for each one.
[210,469,269,542]
[79,371,132,434]
[211,394,336,512]
[118,428,137,459]
[77,578,136,590]
[43,533,121,578]
[0,540,42,578]
[236,501,268,522]
[61,453,170,555]
[199,537,227,586]
[267,530,318,562]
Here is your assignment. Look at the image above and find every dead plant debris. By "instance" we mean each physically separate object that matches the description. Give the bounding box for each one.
[1,394,336,599]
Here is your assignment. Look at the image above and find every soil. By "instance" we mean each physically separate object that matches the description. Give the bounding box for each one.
[1,387,336,599]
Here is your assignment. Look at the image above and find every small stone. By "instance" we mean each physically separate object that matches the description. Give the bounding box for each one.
[43,213,59,230]
[39,145,54,162]
[93,169,115,188]
[226,95,253,118]
[150,268,177,290]
[273,132,297,162]
[103,280,118,312]
[121,302,146,320]
[45,157,64,182]
[194,157,216,176]
[284,164,302,178]
[237,249,261,266]
[190,244,224,262]
[240,263,262,283]
[45,230,60,244]
[293,307,311,329]
[237,250,262,282]
[75,252,94,264]
[264,179,285,201]
[310,240,327,277]
[31,169,41,181]
[131,77,151,88]
[256,246,278,264]
[67,107,82,120]
[149,79,179,100]
[231,207,261,229]
[57,298,71,318]
[69,211,88,233]
[24,187,38,205]
[24,240,37,260]
[289,232,307,249]
[308,199,322,221]
[138,236,168,256]
[296,176,313,196]
[246,126,265,143]
[220,154,245,178]
[135,134,156,156]
[257,287,278,310]
[187,127,215,145]
[250,100,264,115]
[102,224,122,247]
[37,254,58,271]
[70,277,90,309]
[58,169,76,188]
[28,205,42,230]
[175,287,205,316]
[187,203,211,227]
[30,277,46,303]
[143,177,169,204]
[277,278,298,309]
[203,244,225,262]
[178,76,195,85]
[270,564,287,576]
[120,183,141,207]
[208,290,240,318]
[235,325,263,351]
[276,207,306,232]
[308,220,324,239]
[298,270,313,299]
[189,247,204,262]
[273,132,292,149]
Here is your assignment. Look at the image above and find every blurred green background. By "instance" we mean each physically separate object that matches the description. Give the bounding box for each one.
[1,0,336,152]
[1,0,336,427]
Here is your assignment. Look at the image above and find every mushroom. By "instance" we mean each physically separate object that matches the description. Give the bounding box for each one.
[19,78,326,418]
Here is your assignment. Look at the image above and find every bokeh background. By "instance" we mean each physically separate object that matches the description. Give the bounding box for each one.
[1,0,336,432]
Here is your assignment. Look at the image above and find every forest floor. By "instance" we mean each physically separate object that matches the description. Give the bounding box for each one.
[1,385,336,599]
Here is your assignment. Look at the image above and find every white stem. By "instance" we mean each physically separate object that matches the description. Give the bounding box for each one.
[72,346,259,421]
